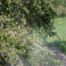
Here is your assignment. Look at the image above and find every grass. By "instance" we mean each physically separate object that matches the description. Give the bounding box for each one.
[54,17,66,41]
[48,17,66,54]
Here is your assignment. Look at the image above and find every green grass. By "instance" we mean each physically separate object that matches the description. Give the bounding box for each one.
[48,17,66,53]
[54,17,66,41]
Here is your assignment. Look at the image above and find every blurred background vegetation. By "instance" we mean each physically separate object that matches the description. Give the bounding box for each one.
[0,0,66,66]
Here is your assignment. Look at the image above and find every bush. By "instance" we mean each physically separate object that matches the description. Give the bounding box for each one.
[0,0,55,66]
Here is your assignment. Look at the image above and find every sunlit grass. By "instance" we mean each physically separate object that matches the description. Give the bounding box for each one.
[54,17,66,41]
[48,17,66,54]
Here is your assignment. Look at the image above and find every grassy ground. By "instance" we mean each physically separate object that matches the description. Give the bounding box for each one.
[47,17,66,54]
[54,17,66,41]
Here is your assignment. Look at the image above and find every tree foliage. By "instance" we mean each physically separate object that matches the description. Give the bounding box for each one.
[0,0,55,32]
[0,0,55,66]
[52,0,66,16]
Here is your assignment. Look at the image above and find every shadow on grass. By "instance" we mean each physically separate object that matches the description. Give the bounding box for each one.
[48,40,66,54]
